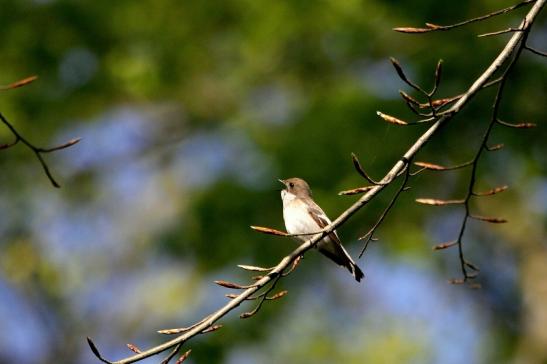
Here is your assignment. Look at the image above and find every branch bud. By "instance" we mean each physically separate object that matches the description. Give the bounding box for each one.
[126,343,142,354]
[416,198,465,205]
[377,111,408,125]
[0,75,38,90]
[267,290,288,300]
[433,240,457,250]
[414,161,448,170]
[338,186,374,195]
[214,280,248,289]
[250,226,288,236]
[473,185,508,196]
[237,264,273,272]
[202,324,223,334]
[176,349,192,364]
[470,215,507,223]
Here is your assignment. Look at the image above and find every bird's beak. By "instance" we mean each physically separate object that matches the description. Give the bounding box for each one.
[278,179,287,190]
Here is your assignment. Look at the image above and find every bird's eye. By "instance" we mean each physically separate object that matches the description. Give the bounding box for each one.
[289,182,294,188]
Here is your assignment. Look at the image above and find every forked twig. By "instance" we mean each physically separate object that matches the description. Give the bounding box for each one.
[0,112,80,187]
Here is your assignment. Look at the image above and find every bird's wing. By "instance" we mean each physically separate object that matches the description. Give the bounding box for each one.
[305,200,342,245]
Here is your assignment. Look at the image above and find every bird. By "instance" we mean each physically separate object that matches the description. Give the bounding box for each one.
[279,177,364,282]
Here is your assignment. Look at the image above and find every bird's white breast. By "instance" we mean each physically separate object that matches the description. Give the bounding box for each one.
[281,191,321,240]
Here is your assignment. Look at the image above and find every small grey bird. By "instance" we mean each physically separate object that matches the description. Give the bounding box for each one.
[279,177,364,282]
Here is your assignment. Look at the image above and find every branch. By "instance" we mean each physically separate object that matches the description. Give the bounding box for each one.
[0,113,81,187]
[358,160,411,258]
[447,17,534,283]
[394,0,535,33]
[524,45,547,56]
[88,0,546,362]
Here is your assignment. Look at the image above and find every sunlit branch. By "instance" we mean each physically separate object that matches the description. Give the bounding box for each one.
[88,0,545,362]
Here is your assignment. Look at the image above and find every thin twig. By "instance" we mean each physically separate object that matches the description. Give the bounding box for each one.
[393,0,535,33]
[160,344,182,364]
[524,45,547,56]
[0,113,80,187]
[478,27,524,37]
[358,160,411,258]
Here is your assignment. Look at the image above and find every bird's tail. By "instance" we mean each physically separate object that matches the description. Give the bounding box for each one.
[349,262,364,282]
[317,243,365,282]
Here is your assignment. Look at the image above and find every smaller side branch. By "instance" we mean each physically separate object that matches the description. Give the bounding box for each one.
[393,0,535,33]
[478,27,524,38]
[524,45,547,56]
[450,30,530,283]
[358,160,412,258]
[0,113,80,187]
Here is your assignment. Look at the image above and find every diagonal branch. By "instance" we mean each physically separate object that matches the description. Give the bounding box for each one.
[88,0,545,362]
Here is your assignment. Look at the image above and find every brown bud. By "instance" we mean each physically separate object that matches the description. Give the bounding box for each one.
[498,120,537,128]
[377,111,408,125]
[414,161,448,170]
[425,96,460,108]
[250,226,288,236]
[338,186,374,195]
[470,215,507,223]
[237,264,273,272]
[267,290,288,300]
[157,327,189,335]
[513,122,536,128]
[416,198,464,205]
[399,90,420,105]
[393,27,431,33]
[126,343,142,354]
[433,240,457,250]
[176,349,192,364]
[0,75,38,90]
[240,312,253,319]
[214,280,247,289]
[202,324,223,334]
[425,23,442,29]
[486,143,504,151]
[473,185,508,196]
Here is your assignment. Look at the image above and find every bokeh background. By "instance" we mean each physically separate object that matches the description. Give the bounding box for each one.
[0,1,546,363]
